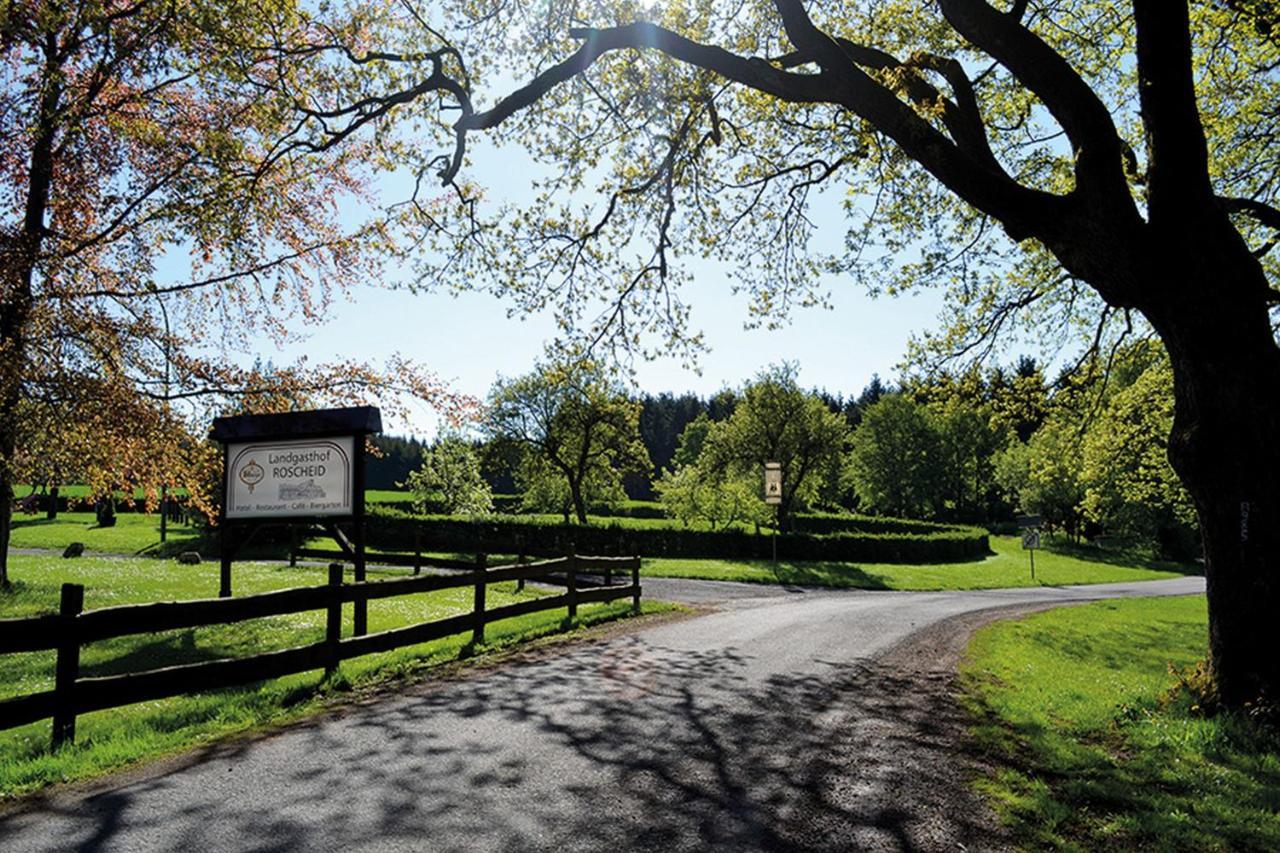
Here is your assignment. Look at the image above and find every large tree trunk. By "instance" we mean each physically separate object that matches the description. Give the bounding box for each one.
[1144,243,1280,708]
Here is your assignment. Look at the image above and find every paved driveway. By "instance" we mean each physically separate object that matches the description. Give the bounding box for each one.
[0,576,1203,852]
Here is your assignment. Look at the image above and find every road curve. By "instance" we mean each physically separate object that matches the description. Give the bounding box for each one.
[0,576,1203,852]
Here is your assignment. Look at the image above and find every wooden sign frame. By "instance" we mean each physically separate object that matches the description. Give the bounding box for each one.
[210,407,381,609]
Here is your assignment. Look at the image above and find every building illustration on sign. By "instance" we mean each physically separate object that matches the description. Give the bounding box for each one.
[279,480,326,501]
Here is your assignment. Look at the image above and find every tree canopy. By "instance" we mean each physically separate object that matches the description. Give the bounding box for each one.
[485,361,646,523]
[0,0,469,583]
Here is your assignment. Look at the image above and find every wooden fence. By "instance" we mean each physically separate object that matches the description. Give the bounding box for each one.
[0,552,642,749]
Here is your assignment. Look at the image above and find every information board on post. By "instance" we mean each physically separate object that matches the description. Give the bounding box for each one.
[763,461,782,505]
[225,435,356,520]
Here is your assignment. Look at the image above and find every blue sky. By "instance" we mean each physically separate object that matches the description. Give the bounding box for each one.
[252,136,950,436]
[268,257,946,435]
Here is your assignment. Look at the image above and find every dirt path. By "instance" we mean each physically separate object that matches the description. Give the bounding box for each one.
[0,578,1202,852]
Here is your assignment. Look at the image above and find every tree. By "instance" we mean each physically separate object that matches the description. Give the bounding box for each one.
[699,364,848,527]
[655,463,769,531]
[1079,345,1198,557]
[403,435,493,516]
[0,0,466,586]
[846,394,944,519]
[931,398,1006,523]
[671,413,714,469]
[994,419,1087,540]
[278,1,1280,701]
[485,361,646,524]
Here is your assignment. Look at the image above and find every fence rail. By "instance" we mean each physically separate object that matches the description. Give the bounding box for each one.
[0,552,642,748]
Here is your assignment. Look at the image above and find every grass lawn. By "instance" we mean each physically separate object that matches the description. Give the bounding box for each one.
[962,596,1280,850]
[640,535,1199,590]
[0,553,671,798]
[10,516,1199,592]
[8,511,206,556]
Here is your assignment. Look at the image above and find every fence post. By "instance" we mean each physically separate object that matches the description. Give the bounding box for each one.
[325,564,343,677]
[413,530,421,577]
[632,553,641,615]
[52,583,84,750]
[473,553,487,646]
[353,522,367,638]
[566,542,577,622]
[516,536,525,592]
[289,526,298,567]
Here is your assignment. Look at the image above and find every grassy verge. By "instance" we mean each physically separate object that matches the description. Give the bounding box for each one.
[0,554,675,799]
[640,535,1197,590]
[961,596,1280,850]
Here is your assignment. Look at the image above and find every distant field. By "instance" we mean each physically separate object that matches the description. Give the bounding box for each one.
[365,489,415,504]
[8,512,1197,593]
[8,512,205,556]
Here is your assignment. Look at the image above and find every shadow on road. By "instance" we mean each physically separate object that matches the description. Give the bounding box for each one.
[3,638,1010,852]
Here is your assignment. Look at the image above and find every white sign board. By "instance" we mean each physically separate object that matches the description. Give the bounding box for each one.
[1022,528,1041,550]
[763,462,782,505]
[225,436,355,520]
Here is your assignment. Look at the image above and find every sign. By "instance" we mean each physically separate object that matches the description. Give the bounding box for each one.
[1016,514,1043,528]
[1022,528,1041,550]
[225,436,355,519]
[763,461,782,505]
[210,405,381,601]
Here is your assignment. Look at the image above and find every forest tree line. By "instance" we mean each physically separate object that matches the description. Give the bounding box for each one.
[387,345,1196,558]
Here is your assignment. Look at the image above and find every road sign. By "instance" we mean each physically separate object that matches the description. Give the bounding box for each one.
[763,461,782,505]
[1016,514,1043,528]
[1022,528,1041,550]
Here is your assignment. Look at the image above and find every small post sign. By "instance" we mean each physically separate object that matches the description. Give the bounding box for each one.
[763,461,782,505]
[763,461,782,565]
[1017,514,1041,581]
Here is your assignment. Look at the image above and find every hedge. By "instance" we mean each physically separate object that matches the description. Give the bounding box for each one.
[367,507,990,564]
[790,512,965,536]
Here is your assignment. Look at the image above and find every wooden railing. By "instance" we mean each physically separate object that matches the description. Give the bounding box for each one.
[0,553,642,749]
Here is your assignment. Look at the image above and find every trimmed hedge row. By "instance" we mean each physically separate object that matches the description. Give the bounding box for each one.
[791,512,964,536]
[367,507,990,564]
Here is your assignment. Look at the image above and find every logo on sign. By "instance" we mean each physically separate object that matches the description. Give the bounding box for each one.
[238,459,264,493]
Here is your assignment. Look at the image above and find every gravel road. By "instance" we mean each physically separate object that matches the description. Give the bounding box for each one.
[0,575,1203,852]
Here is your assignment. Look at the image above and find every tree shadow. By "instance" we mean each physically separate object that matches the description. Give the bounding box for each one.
[1042,538,1202,576]
[1,638,1011,852]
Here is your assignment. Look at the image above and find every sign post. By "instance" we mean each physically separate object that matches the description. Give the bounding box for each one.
[1017,514,1042,582]
[211,407,381,620]
[764,462,782,565]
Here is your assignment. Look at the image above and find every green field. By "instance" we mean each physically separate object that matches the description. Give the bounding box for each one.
[0,553,669,798]
[641,535,1198,590]
[963,596,1280,850]
[8,511,205,556]
[8,511,1198,592]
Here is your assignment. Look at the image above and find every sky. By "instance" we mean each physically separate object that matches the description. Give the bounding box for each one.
[245,93,954,438]
[267,259,947,436]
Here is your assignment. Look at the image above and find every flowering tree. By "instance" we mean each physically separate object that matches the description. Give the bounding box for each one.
[0,0,473,584]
